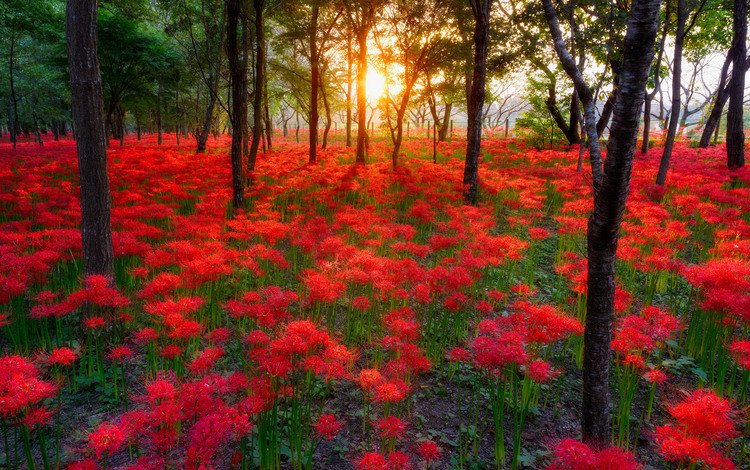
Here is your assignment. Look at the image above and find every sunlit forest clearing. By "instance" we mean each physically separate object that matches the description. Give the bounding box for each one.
[1,0,749,468]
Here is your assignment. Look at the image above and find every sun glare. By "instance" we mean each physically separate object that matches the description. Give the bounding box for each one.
[366,68,387,102]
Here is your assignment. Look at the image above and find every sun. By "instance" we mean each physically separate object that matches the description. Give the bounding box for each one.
[366,68,387,102]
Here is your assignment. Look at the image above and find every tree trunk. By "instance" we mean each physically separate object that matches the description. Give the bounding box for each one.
[542,0,603,190]
[355,24,369,164]
[156,83,163,145]
[310,5,319,163]
[656,0,684,186]
[226,0,246,209]
[584,0,661,444]
[641,92,651,153]
[698,53,733,148]
[8,36,18,148]
[726,0,746,169]
[463,0,491,205]
[346,34,353,147]
[642,3,669,154]
[248,0,265,171]
[321,76,332,149]
[66,0,115,282]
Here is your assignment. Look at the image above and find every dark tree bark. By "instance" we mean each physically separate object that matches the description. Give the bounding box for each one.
[156,82,163,145]
[656,0,685,186]
[8,36,18,148]
[226,0,246,209]
[642,1,670,154]
[310,5,320,163]
[542,0,603,190]
[248,0,265,171]
[66,0,115,282]
[698,53,733,148]
[583,0,661,444]
[726,0,746,169]
[463,0,491,205]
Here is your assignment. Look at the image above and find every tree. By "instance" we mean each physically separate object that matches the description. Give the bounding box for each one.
[226,0,245,209]
[725,0,746,169]
[344,0,381,164]
[655,0,710,185]
[542,0,603,190]
[374,0,447,169]
[66,0,116,282]
[583,0,661,444]
[463,0,491,205]
[248,0,266,171]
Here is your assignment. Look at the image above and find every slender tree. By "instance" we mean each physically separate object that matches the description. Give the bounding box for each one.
[583,0,661,443]
[542,0,603,191]
[248,0,266,171]
[66,0,115,282]
[310,3,320,163]
[656,0,685,186]
[226,0,246,209]
[463,0,491,205]
[725,0,746,169]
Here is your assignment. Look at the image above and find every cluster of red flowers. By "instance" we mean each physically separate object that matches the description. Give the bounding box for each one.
[1,135,748,468]
[655,389,738,469]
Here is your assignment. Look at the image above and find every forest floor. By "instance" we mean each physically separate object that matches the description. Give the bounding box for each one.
[0,134,748,469]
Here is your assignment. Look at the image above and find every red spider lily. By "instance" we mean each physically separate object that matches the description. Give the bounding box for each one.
[546,438,641,469]
[313,413,342,440]
[729,340,750,370]
[48,347,78,367]
[356,452,389,470]
[375,415,407,439]
[108,345,133,362]
[655,389,738,468]
[0,355,57,421]
[416,439,442,464]
[87,421,127,460]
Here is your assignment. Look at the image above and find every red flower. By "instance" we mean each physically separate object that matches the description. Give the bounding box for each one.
[88,421,127,459]
[313,414,342,440]
[416,439,442,463]
[356,452,388,470]
[48,347,78,367]
[375,416,407,440]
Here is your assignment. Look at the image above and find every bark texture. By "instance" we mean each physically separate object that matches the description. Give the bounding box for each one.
[463,0,491,205]
[226,0,246,209]
[66,0,115,282]
[583,0,661,444]
[726,0,746,169]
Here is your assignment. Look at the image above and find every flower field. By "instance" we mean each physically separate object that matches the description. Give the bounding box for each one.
[1,134,748,469]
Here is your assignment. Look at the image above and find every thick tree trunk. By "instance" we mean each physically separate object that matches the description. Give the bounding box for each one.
[584,0,661,444]
[726,0,746,169]
[463,0,491,205]
[355,25,369,164]
[656,0,685,186]
[66,0,115,282]
[310,5,319,163]
[226,0,246,209]
[248,0,265,171]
